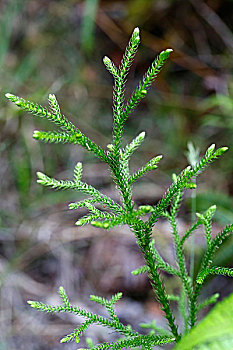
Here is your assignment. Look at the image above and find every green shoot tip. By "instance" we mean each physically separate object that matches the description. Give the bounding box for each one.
[160,49,173,58]
[36,171,45,178]
[33,130,40,138]
[27,300,36,307]
[220,146,228,152]
[75,220,83,226]
[103,56,111,64]
[209,205,217,210]
[139,131,146,138]
[5,93,14,99]
[207,144,215,153]
[214,146,229,156]
[133,27,140,39]
[184,165,191,172]
[107,143,114,151]
[48,93,56,99]
[156,155,163,160]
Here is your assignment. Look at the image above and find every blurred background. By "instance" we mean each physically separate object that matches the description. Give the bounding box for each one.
[0,0,233,349]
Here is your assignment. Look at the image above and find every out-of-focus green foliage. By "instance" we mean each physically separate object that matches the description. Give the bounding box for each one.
[81,0,99,54]
[174,293,233,350]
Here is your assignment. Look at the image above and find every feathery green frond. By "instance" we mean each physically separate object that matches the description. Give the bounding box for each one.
[91,334,175,350]
[210,223,233,254]
[74,162,83,182]
[68,198,98,210]
[157,259,181,277]
[148,145,228,228]
[7,27,232,348]
[5,93,109,162]
[197,266,233,284]
[180,220,201,247]
[90,293,122,320]
[122,131,146,161]
[5,93,76,132]
[129,155,163,184]
[59,286,70,307]
[131,265,149,276]
[89,295,112,307]
[121,49,173,124]
[91,214,126,229]
[110,292,123,305]
[75,214,99,226]
[170,190,183,218]
[168,205,193,301]
[84,202,112,218]
[33,130,83,144]
[149,240,181,277]
[196,205,217,247]
[36,171,123,214]
[198,223,233,275]
[48,93,62,117]
[60,320,93,344]
[118,27,140,77]
[112,28,140,152]
[28,295,139,338]
[91,297,116,321]
[103,56,118,79]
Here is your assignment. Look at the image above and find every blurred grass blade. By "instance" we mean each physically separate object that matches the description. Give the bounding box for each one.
[0,0,25,67]
[81,0,99,54]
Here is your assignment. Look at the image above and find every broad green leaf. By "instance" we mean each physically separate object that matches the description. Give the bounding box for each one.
[174,293,233,350]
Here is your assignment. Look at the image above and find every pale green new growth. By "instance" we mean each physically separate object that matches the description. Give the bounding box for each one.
[6,27,232,349]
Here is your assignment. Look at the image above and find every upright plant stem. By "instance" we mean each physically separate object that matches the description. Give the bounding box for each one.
[190,179,197,281]
[132,223,180,341]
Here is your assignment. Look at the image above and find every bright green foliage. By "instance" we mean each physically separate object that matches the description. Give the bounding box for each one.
[90,293,122,320]
[197,266,233,284]
[174,293,233,350]
[5,92,108,162]
[28,288,174,348]
[196,205,216,247]
[129,155,163,184]
[6,27,233,349]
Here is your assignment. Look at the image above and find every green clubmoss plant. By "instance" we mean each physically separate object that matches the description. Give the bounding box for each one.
[6,27,233,349]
